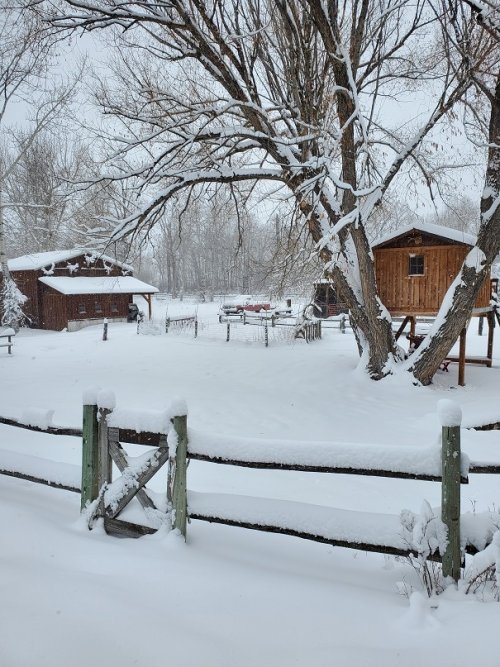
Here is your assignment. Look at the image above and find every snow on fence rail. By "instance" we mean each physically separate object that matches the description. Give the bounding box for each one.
[1,402,500,581]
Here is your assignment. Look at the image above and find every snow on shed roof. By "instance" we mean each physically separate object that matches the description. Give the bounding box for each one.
[372,222,477,249]
[38,276,158,295]
[5,249,133,272]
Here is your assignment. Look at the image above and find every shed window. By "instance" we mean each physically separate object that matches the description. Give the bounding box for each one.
[78,304,86,314]
[95,301,103,313]
[408,255,424,276]
[111,302,119,313]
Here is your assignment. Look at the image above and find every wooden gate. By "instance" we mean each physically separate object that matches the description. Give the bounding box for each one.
[82,405,182,537]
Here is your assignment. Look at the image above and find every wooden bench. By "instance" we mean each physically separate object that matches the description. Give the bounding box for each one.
[0,327,15,354]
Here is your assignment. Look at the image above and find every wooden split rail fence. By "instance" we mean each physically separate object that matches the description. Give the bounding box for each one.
[1,406,500,581]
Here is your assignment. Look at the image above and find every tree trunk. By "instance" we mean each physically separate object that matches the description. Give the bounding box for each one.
[409,71,500,385]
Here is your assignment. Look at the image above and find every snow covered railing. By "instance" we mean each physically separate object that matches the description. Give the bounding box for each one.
[165,314,198,336]
[2,396,500,581]
[187,430,467,482]
[0,327,15,354]
[294,320,322,343]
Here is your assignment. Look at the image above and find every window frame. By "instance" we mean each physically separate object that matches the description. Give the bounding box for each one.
[408,254,425,276]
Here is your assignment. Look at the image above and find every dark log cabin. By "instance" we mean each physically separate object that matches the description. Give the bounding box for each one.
[372,223,497,383]
[0,249,157,331]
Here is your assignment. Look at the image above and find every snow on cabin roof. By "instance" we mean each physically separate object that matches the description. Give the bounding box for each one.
[372,222,477,249]
[38,276,158,295]
[5,249,133,272]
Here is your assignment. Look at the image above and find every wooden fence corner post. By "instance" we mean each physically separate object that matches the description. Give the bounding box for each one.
[81,401,99,511]
[439,400,462,583]
[171,414,188,539]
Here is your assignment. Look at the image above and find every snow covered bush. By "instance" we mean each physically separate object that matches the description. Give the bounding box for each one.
[1,276,28,331]
[400,501,448,596]
[465,531,500,599]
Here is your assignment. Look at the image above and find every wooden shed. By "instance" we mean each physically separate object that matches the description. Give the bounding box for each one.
[311,280,349,318]
[372,223,496,383]
[0,249,158,331]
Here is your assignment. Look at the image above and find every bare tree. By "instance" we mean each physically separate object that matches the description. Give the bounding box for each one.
[406,0,499,383]
[53,1,497,381]
[0,2,78,328]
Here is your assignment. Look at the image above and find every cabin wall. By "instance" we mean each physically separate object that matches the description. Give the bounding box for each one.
[38,289,133,330]
[66,294,132,323]
[374,244,491,316]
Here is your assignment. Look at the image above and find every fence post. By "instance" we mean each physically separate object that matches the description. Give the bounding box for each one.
[226,321,230,342]
[102,318,108,341]
[171,415,188,538]
[81,400,99,511]
[319,320,322,339]
[97,406,112,495]
[165,316,170,333]
[194,318,198,338]
[439,400,462,583]
[264,321,269,347]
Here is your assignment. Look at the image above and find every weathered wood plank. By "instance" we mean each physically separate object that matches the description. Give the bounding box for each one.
[117,429,163,446]
[0,415,82,437]
[105,446,169,519]
[187,452,468,483]
[442,424,462,582]
[188,513,483,560]
[104,517,157,538]
[171,415,188,537]
[108,438,158,512]
[0,468,80,493]
[97,408,112,492]
[81,403,99,510]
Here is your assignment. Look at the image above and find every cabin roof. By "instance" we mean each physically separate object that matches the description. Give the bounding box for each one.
[4,249,133,272]
[38,276,158,295]
[372,222,477,250]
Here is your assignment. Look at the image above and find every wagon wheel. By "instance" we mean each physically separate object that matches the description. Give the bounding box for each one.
[303,302,322,320]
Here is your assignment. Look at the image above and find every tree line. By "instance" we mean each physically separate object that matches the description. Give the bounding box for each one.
[1,0,498,385]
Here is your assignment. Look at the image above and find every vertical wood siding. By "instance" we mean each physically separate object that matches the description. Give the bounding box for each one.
[374,245,491,315]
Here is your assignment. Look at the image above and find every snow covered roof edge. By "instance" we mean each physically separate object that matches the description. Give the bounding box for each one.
[4,249,133,272]
[38,276,158,295]
[372,222,477,249]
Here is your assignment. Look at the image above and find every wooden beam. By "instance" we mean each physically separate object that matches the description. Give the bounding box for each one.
[188,452,468,483]
[81,403,99,510]
[441,424,462,582]
[105,446,169,519]
[458,327,466,387]
[108,436,158,512]
[104,517,157,538]
[394,316,410,340]
[0,468,80,493]
[486,311,495,365]
[171,415,188,538]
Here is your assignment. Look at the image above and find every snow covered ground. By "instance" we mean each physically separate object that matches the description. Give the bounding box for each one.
[1,296,500,666]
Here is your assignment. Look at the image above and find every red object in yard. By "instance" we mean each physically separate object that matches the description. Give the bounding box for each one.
[243,303,271,312]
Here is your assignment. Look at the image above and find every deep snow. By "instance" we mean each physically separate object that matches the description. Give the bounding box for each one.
[1,296,500,666]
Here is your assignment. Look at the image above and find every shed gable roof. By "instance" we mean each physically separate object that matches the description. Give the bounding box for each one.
[5,249,133,272]
[372,222,476,250]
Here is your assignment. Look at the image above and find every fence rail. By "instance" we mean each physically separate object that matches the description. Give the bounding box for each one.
[1,403,500,581]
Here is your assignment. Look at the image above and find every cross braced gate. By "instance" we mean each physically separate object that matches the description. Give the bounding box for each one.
[82,402,186,538]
